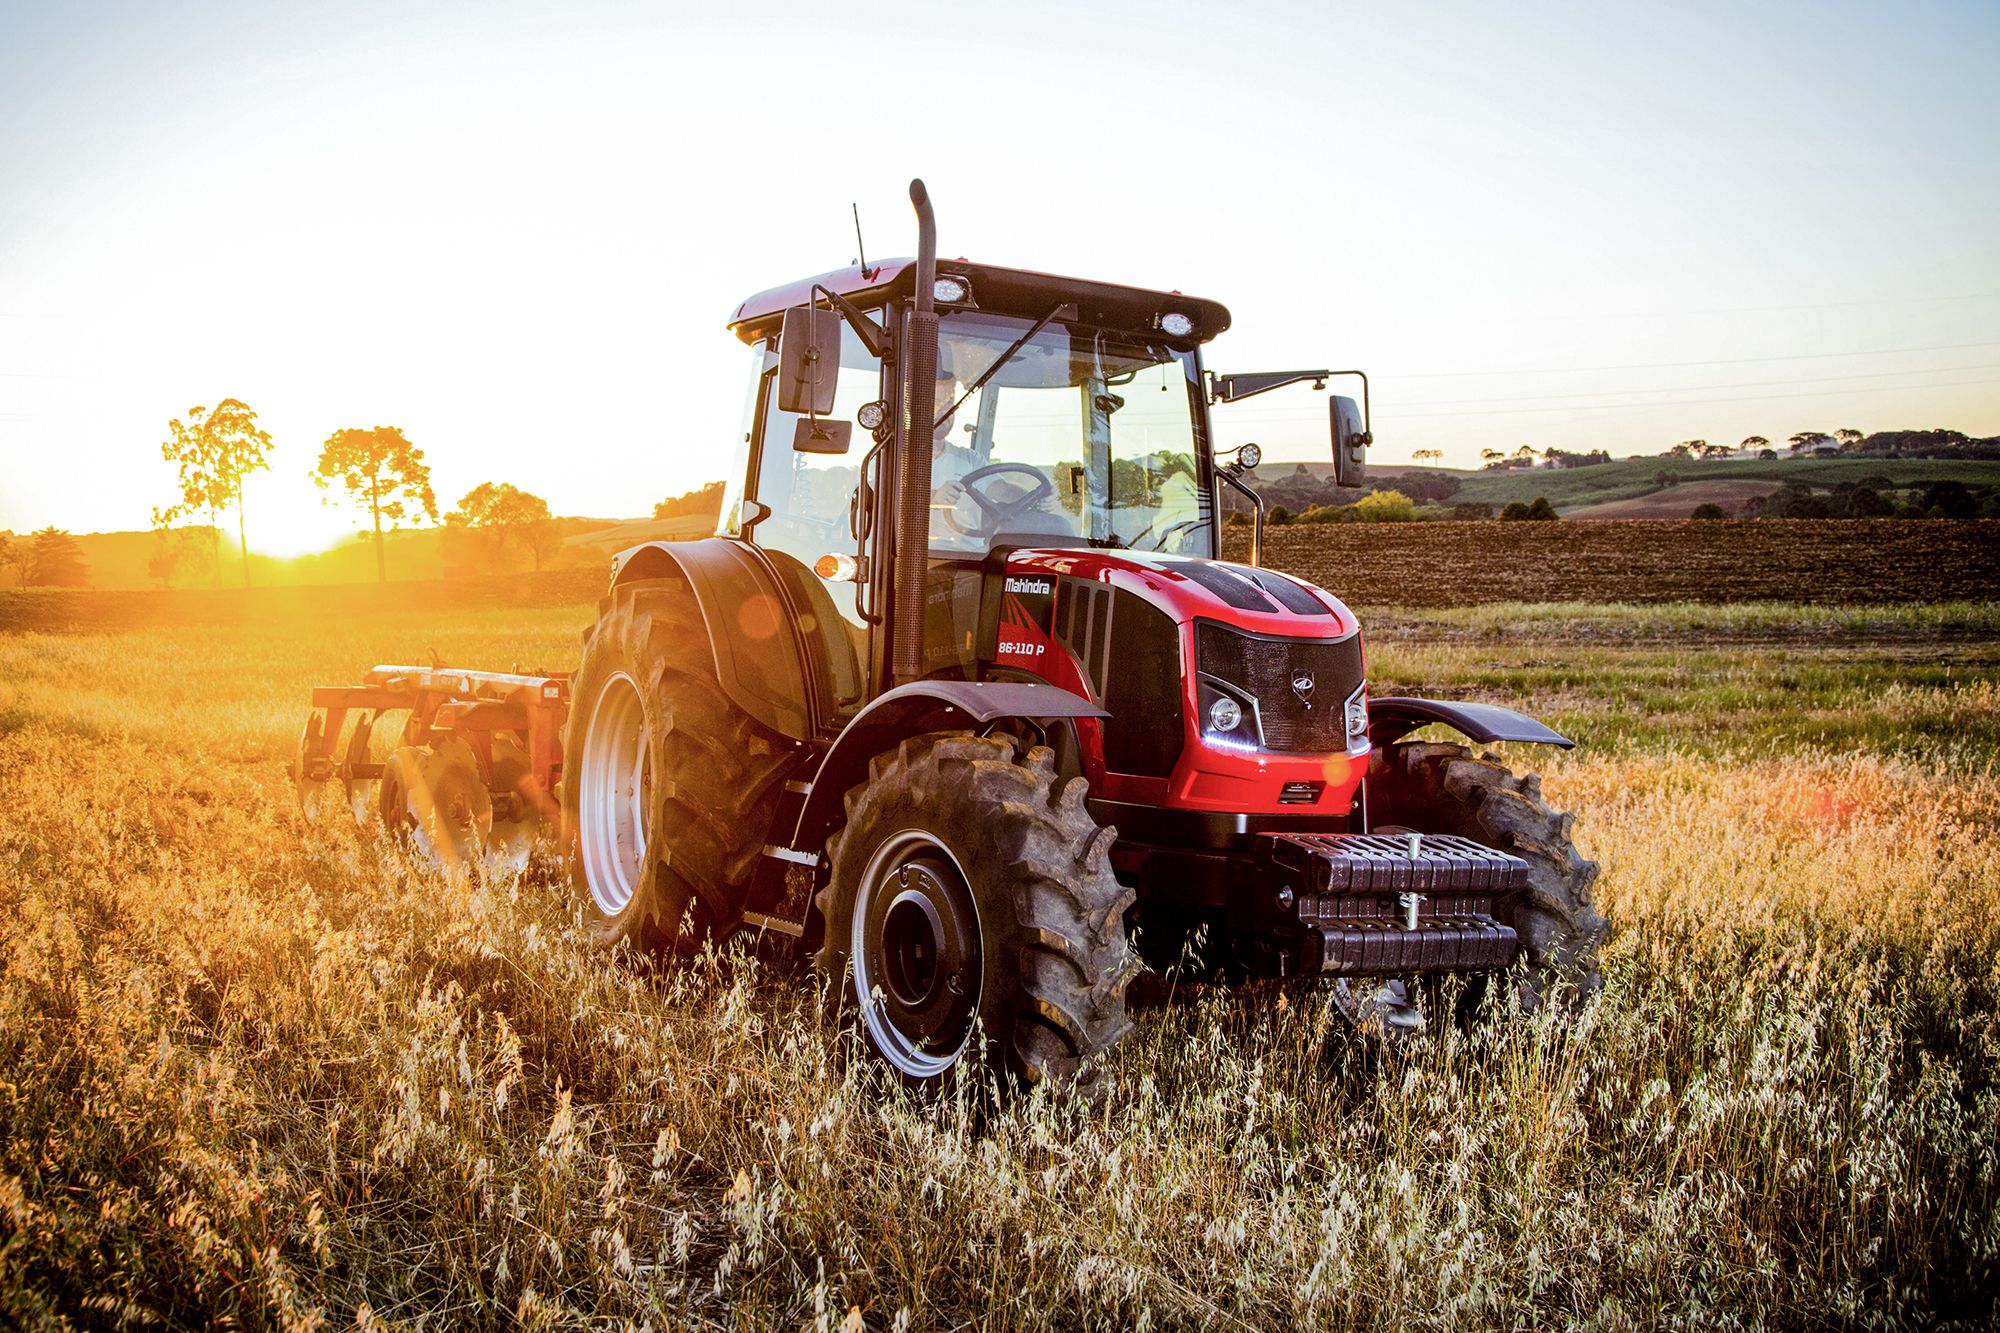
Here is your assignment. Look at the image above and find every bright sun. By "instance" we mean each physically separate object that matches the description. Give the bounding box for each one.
[244,474,367,559]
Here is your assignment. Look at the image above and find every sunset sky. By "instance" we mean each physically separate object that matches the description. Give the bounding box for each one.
[2,0,1996,555]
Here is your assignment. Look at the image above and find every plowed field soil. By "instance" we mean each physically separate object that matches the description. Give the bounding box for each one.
[1227,518,2000,606]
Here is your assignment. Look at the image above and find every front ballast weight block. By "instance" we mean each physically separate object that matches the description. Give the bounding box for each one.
[1260,832,1527,976]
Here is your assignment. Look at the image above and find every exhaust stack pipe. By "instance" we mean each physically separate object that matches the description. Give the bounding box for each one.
[894,178,939,685]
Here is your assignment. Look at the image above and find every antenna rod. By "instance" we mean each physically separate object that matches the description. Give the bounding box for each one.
[852,202,869,277]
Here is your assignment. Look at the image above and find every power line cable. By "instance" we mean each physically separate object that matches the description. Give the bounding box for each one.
[1379,338,2000,380]
[1218,361,2000,416]
[1392,376,2000,419]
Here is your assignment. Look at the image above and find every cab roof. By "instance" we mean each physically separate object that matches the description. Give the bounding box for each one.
[727,258,1232,347]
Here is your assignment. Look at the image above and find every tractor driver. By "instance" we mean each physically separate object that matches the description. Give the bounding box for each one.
[929,351,984,543]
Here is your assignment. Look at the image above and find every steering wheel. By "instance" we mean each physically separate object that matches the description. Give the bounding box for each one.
[940,462,1055,539]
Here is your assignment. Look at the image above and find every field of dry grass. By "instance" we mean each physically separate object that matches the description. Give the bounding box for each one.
[2,602,1997,1328]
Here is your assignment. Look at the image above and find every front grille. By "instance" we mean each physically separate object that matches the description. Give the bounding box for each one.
[1195,620,1363,753]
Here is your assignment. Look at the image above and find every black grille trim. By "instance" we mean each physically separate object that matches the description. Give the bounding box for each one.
[1057,581,1184,777]
[1195,620,1363,754]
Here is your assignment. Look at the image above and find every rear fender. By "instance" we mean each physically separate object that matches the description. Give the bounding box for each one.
[610,539,813,740]
[790,680,1106,855]
[1367,696,1575,750]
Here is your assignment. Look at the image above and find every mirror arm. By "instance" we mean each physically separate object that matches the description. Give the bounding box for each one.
[1209,369,1331,405]
[1218,467,1265,569]
[1326,369,1372,442]
[811,283,890,362]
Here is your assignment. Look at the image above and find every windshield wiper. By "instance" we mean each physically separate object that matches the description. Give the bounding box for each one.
[933,302,1069,430]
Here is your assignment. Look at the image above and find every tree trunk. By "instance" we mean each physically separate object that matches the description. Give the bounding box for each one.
[237,485,251,588]
[210,511,222,590]
[371,473,386,583]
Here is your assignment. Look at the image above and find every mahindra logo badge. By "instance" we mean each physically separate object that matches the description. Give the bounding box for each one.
[1291,670,1316,703]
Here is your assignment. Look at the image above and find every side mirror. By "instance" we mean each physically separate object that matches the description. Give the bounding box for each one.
[778,306,841,415]
[1331,395,1369,488]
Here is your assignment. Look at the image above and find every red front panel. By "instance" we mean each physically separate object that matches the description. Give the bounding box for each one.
[997,550,1370,818]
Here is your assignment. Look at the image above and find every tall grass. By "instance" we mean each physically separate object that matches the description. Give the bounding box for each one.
[1,613,1995,1327]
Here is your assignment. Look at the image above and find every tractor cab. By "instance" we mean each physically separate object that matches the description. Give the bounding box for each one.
[716,255,1339,732]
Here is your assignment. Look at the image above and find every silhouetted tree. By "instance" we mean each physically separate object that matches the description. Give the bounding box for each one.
[313,427,439,583]
[146,520,215,589]
[26,527,87,587]
[1919,480,1978,519]
[1843,487,1892,518]
[1835,427,1865,449]
[1788,430,1831,455]
[1411,449,1443,464]
[157,399,273,587]
[1740,435,1769,454]
[450,482,559,570]
[1690,503,1728,520]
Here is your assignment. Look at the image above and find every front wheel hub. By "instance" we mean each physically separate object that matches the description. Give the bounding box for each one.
[853,833,983,1078]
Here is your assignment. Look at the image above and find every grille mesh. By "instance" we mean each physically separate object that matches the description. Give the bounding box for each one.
[1196,621,1363,753]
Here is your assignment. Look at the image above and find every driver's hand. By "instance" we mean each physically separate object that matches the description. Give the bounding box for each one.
[936,479,965,505]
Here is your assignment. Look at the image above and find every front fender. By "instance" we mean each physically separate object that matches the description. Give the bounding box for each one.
[1367,696,1574,750]
[790,681,1105,853]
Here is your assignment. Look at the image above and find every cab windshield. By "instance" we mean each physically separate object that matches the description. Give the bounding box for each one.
[928,312,1210,555]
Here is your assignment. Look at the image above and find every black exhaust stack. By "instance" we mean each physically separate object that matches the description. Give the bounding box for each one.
[894,179,939,685]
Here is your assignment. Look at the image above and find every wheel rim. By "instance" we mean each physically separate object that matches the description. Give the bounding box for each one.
[852,830,982,1079]
[578,671,650,915]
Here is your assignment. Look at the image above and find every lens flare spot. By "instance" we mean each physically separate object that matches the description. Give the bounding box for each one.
[737,594,782,641]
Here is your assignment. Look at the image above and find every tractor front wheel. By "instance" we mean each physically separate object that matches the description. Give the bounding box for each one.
[1368,740,1608,1014]
[816,732,1138,1092]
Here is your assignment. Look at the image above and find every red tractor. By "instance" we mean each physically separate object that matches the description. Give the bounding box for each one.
[297,180,1606,1089]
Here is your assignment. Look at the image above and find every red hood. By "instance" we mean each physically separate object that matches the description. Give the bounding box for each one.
[1003,548,1359,639]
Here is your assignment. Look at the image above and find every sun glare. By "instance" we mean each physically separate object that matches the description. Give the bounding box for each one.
[244,473,368,560]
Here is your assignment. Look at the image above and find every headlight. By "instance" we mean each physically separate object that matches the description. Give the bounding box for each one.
[1208,695,1242,733]
[1345,682,1369,749]
[933,275,970,304]
[1237,442,1261,470]
[1158,311,1194,337]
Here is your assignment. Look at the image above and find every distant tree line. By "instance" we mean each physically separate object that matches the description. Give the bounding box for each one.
[1742,478,1998,520]
[134,395,722,588]
[0,527,91,588]
[654,480,725,522]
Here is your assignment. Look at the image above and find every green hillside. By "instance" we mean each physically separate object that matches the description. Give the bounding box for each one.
[1451,456,2000,510]
[1245,455,2000,515]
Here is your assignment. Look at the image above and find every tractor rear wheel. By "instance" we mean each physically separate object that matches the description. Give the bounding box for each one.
[1367,740,1608,1013]
[562,578,795,954]
[815,732,1138,1092]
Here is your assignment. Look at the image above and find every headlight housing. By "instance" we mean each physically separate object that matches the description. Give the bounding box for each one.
[1197,675,1260,747]
[1345,682,1369,751]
